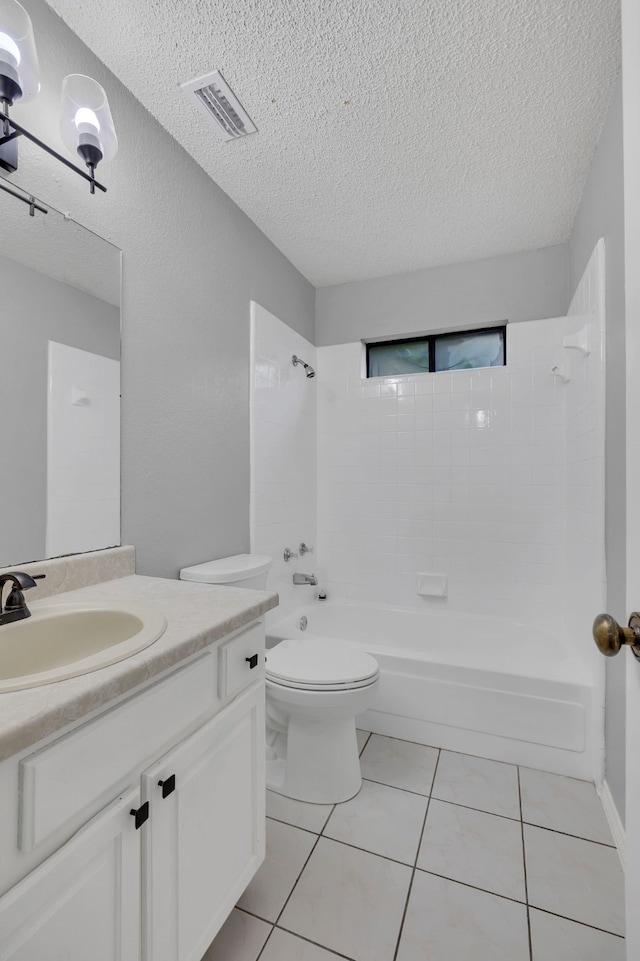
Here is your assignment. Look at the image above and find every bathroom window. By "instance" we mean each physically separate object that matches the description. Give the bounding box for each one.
[366,326,506,378]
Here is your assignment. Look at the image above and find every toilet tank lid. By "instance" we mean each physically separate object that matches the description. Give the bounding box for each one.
[179,553,272,584]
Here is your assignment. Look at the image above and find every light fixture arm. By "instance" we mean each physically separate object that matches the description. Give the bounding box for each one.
[0,101,107,194]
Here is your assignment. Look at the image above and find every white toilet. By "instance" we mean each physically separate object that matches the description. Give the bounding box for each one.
[179,554,380,804]
[265,638,379,804]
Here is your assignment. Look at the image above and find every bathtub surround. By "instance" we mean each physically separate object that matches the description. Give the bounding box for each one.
[250,303,317,626]
[316,270,605,643]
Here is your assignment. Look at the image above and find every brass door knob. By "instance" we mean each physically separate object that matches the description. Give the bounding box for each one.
[593,612,640,659]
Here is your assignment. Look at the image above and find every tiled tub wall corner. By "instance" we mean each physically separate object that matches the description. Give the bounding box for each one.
[250,302,317,626]
[564,239,607,680]
[317,302,603,636]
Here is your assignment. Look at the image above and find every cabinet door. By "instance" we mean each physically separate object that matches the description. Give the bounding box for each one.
[142,683,265,961]
[0,789,142,961]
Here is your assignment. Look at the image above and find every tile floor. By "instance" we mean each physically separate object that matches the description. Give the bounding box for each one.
[203,732,625,961]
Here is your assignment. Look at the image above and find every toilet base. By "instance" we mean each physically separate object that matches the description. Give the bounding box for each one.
[265,677,379,804]
[266,717,363,804]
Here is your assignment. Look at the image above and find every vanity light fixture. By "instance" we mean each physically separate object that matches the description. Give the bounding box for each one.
[0,0,118,207]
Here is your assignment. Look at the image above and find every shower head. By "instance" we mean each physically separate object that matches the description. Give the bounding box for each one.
[292,354,316,378]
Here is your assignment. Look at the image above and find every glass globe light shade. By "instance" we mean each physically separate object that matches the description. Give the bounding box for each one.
[60,74,118,167]
[0,0,39,103]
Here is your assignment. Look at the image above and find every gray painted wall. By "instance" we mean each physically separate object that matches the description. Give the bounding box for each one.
[315,245,567,345]
[7,0,315,578]
[568,76,626,822]
[1,254,119,567]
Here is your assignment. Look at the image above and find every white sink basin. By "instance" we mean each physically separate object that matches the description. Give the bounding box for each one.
[0,602,167,693]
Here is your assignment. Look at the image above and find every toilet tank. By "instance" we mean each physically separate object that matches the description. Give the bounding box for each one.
[179,554,272,590]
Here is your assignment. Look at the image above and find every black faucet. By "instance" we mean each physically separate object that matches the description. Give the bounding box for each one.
[0,572,44,626]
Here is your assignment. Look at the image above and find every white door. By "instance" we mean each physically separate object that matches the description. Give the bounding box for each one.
[622,2,640,958]
[141,684,265,961]
[0,789,141,961]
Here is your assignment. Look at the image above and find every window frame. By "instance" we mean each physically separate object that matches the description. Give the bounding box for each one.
[365,324,507,378]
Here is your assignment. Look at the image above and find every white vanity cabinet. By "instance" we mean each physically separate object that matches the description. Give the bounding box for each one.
[142,684,264,961]
[0,618,266,961]
[0,788,142,961]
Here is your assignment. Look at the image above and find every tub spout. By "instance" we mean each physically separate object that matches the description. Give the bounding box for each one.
[293,572,318,586]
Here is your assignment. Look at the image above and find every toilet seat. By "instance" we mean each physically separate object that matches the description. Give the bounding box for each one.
[265,638,379,691]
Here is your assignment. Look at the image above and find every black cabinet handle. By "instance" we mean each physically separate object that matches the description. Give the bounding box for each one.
[130,802,149,829]
[158,775,176,799]
[245,654,259,669]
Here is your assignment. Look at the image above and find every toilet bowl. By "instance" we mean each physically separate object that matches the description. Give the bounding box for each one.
[265,638,379,804]
[179,555,379,804]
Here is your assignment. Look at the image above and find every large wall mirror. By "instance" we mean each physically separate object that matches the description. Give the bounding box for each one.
[0,186,121,568]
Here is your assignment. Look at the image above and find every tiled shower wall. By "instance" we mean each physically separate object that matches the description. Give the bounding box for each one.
[250,244,605,664]
[250,302,317,625]
[317,329,565,626]
[316,242,605,640]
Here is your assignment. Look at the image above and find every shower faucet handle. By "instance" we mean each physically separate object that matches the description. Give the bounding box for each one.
[283,547,299,563]
[299,542,314,556]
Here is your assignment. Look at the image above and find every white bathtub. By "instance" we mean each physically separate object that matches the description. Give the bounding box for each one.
[267,602,601,780]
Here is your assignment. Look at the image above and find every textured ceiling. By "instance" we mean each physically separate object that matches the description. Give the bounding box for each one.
[44,0,620,286]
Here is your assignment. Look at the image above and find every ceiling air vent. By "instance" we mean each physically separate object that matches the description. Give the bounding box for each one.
[181,70,257,142]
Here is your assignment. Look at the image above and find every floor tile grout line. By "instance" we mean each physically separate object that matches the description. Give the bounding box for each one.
[266,796,340,939]
[361,776,437,799]
[319,803,338,837]
[275,924,358,960]
[392,748,441,961]
[235,906,273,923]
[522,820,617,848]
[254,922,276,961]
[413,867,528,907]
[362,773,612,851]
[272,830,323,930]
[517,766,533,961]
[528,905,626,940]
[428,793,520,821]
[319,834,425,869]
[266,831,533,907]
[239,834,623,947]
[265,814,326,836]
[366,735,601,791]
[362,774,520,818]
[363,731,441,752]
[369,736,523,771]
[267,795,618,852]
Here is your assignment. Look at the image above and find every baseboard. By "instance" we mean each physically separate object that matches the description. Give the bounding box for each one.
[600,779,625,871]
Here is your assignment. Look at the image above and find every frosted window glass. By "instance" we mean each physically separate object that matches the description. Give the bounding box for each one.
[434,330,504,371]
[367,340,430,377]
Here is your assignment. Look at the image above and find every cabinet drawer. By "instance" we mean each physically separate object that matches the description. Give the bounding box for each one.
[218,622,264,700]
[19,652,217,853]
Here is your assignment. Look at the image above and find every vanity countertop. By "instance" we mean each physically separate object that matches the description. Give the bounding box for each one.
[0,574,278,763]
